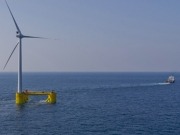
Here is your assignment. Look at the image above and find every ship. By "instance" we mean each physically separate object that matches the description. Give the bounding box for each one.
[165,75,175,83]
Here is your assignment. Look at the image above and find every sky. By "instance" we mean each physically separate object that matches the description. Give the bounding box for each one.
[0,0,180,72]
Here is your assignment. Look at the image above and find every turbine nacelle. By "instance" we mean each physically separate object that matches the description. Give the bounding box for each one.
[16,31,22,38]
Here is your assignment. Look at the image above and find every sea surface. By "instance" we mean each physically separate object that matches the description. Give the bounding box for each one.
[0,72,180,135]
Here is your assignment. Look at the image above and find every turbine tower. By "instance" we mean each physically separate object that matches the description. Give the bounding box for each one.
[4,0,46,93]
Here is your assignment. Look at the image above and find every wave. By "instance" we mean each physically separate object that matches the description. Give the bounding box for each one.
[157,82,170,85]
[39,100,47,103]
[118,82,171,88]
[139,82,170,87]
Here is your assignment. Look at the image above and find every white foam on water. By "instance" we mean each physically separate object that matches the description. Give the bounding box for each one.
[39,100,47,103]
[157,82,170,85]
[119,82,171,88]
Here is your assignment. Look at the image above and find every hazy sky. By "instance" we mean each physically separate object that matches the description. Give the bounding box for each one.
[0,0,180,72]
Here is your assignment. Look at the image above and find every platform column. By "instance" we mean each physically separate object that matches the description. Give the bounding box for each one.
[46,92,56,104]
[16,92,28,104]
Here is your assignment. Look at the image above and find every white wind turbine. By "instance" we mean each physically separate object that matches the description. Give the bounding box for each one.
[4,0,47,93]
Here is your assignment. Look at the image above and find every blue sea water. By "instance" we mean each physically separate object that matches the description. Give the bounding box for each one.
[0,72,180,135]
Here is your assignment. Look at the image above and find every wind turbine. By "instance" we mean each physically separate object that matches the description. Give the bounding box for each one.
[4,0,46,93]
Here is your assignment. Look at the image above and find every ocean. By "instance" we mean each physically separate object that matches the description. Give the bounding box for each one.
[0,72,180,135]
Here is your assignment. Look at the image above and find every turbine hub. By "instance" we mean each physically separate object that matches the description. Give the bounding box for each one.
[16,31,22,38]
[16,31,20,37]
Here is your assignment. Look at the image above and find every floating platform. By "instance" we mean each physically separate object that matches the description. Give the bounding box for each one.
[16,90,57,105]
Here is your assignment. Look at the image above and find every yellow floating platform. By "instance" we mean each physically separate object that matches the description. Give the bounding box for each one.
[16,90,57,105]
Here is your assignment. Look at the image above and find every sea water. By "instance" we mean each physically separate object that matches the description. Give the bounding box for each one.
[0,72,180,135]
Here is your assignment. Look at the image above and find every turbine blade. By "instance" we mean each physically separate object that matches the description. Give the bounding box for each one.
[3,42,19,70]
[23,35,48,39]
[23,35,59,40]
[5,0,21,33]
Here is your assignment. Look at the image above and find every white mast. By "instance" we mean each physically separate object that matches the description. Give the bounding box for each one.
[18,37,22,93]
